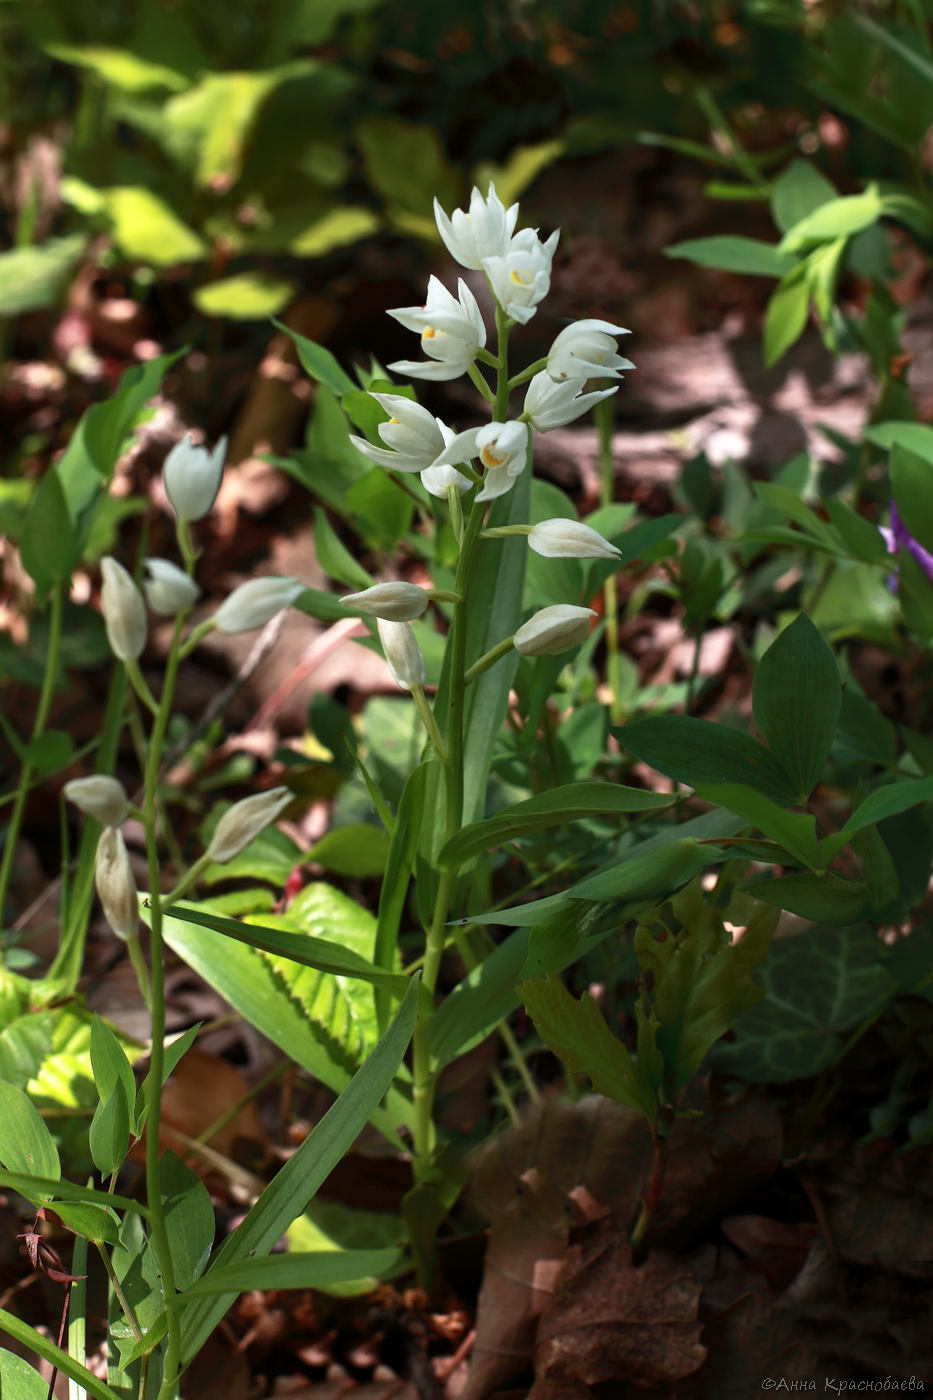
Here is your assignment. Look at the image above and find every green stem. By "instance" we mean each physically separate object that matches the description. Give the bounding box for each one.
[464,635,515,685]
[507,356,547,390]
[467,362,495,404]
[161,851,213,909]
[411,684,448,760]
[95,1242,143,1343]
[0,582,65,941]
[594,391,622,725]
[138,617,186,1400]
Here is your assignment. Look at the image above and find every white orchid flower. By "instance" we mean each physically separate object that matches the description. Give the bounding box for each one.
[387,276,487,381]
[430,419,529,502]
[513,604,597,656]
[482,226,559,325]
[547,320,634,381]
[349,394,472,497]
[433,184,519,271]
[523,371,617,432]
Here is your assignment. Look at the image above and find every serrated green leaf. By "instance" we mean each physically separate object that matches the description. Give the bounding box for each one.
[712,925,897,1082]
[752,614,841,801]
[519,973,657,1121]
[634,882,776,1092]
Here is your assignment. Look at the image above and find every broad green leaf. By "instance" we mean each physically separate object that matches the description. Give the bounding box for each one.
[619,715,796,805]
[891,443,933,557]
[764,262,810,366]
[274,322,355,397]
[777,188,883,253]
[345,468,414,553]
[161,903,410,1143]
[879,187,933,241]
[0,1081,60,1182]
[51,1200,120,1244]
[356,116,458,225]
[743,872,869,924]
[20,471,76,597]
[771,159,837,234]
[0,235,85,315]
[519,974,657,1120]
[307,824,390,877]
[21,729,73,773]
[750,481,837,547]
[664,235,793,277]
[178,976,419,1362]
[0,1347,48,1400]
[165,901,407,993]
[160,1150,214,1289]
[823,498,889,564]
[819,776,933,863]
[473,138,565,207]
[200,821,301,887]
[183,1247,400,1295]
[712,925,897,1082]
[194,273,295,319]
[439,782,674,870]
[864,420,933,462]
[0,1008,55,1088]
[752,614,841,801]
[89,1085,130,1178]
[94,187,206,265]
[634,882,777,1091]
[693,783,821,871]
[290,206,380,256]
[0,1318,121,1400]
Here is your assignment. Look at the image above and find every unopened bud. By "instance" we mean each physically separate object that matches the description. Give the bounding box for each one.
[340,583,429,621]
[100,558,147,661]
[214,577,303,633]
[513,604,597,656]
[377,619,426,690]
[207,787,293,864]
[94,828,138,941]
[64,776,130,827]
[163,434,227,522]
[144,558,200,616]
[528,519,621,561]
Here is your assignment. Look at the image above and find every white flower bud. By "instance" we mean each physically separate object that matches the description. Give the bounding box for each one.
[377,619,426,690]
[433,184,519,271]
[214,577,303,633]
[100,558,147,661]
[163,434,227,522]
[94,827,138,941]
[528,519,621,561]
[64,776,130,827]
[547,319,634,382]
[523,371,617,432]
[143,558,200,616]
[340,583,429,621]
[513,604,597,657]
[207,787,293,865]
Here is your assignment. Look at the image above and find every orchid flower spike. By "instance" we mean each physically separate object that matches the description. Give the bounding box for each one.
[387,276,487,381]
[482,226,559,325]
[433,184,519,271]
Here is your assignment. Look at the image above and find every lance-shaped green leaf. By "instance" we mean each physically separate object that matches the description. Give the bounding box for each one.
[374,762,428,1032]
[519,974,658,1122]
[178,976,419,1362]
[273,319,355,396]
[819,775,933,864]
[0,1315,122,1400]
[0,1082,60,1184]
[634,882,777,1094]
[438,781,675,870]
[618,715,796,805]
[776,187,883,253]
[165,902,409,993]
[752,614,841,801]
[891,442,933,557]
[742,872,869,924]
[693,782,822,872]
[183,1247,401,1296]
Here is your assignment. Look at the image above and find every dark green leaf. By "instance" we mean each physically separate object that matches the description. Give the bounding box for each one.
[160,1150,214,1289]
[619,715,796,805]
[771,159,837,234]
[693,783,821,871]
[820,776,933,863]
[863,421,933,462]
[0,1317,121,1400]
[665,235,793,277]
[91,1015,138,1133]
[891,443,933,556]
[89,1085,130,1178]
[183,1247,400,1295]
[274,319,355,395]
[743,872,869,924]
[307,824,390,878]
[752,614,841,801]
[20,471,76,597]
[0,236,86,315]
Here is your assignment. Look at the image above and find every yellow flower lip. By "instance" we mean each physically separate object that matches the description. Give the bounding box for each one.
[510,269,532,286]
[423,326,437,339]
[481,445,506,468]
